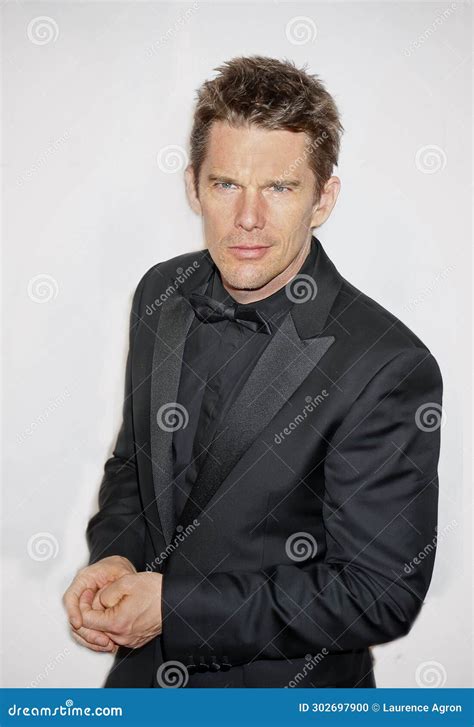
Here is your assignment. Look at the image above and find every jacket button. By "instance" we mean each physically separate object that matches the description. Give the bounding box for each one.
[185,656,197,675]
[221,656,231,671]
[209,656,221,672]
[197,656,209,672]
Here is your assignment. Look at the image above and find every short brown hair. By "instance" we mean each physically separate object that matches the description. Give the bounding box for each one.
[189,55,344,203]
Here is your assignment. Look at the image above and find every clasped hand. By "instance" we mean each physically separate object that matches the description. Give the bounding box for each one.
[62,556,163,653]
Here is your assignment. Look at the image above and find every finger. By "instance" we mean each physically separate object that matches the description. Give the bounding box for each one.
[78,588,113,631]
[97,577,131,609]
[63,573,99,629]
[63,560,134,628]
[70,629,116,653]
[81,590,119,632]
[81,576,133,632]
[80,586,119,616]
[79,588,98,611]
[79,585,110,616]
[72,624,113,649]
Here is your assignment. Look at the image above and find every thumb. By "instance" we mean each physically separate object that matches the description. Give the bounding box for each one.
[98,575,130,609]
[91,585,106,610]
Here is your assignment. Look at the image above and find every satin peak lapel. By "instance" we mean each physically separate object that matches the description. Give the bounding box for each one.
[149,261,212,546]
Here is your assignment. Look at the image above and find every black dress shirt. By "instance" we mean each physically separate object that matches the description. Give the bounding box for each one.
[171,237,318,524]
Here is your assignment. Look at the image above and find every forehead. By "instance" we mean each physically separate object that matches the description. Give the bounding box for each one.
[203,120,313,178]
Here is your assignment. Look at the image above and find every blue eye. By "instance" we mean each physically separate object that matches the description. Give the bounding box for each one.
[216,182,236,190]
[214,182,290,192]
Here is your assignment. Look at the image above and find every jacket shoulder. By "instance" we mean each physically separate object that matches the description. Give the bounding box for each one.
[132,249,208,310]
[326,277,443,394]
[335,276,433,353]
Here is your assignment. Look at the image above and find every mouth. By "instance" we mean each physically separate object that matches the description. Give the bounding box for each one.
[228,245,271,260]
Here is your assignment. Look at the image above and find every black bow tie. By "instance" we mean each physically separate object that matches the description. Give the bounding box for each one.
[187,292,273,335]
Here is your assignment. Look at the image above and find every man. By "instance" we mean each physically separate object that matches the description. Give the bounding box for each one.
[63,55,443,688]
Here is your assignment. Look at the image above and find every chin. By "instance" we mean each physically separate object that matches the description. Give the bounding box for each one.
[224,271,270,291]
[216,253,274,289]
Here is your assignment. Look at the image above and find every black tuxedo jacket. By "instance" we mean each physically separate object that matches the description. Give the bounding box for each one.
[86,236,443,688]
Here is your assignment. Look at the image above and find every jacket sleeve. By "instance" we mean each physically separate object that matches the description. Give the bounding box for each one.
[86,272,148,571]
[160,347,443,666]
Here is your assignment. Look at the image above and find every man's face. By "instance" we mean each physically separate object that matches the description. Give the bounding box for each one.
[186,121,336,291]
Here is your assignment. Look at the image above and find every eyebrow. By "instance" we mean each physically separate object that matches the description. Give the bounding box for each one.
[207,174,302,189]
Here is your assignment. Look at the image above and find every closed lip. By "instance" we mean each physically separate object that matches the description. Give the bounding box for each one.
[229,245,271,249]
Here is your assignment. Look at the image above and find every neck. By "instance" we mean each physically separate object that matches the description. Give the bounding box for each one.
[221,235,313,305]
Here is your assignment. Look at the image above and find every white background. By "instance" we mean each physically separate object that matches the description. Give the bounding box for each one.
[1,0,472,688]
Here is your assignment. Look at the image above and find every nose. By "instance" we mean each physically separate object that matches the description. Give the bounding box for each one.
[234,188,266,232]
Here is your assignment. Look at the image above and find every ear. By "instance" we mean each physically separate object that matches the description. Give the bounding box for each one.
[310,176,341,228]
[184,164,202,215]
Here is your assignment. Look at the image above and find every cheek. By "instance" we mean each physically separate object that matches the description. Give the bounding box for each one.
[200,199,233,233]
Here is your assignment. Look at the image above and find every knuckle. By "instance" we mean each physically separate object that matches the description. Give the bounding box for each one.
[114,617,129,634]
